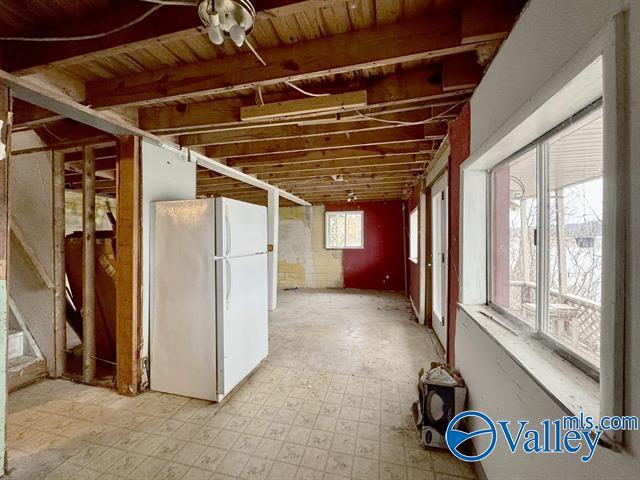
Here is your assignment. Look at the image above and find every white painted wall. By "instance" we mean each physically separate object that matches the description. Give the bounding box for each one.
[141,141,196,365]
[457,0,640,478]
[9,152,55,373]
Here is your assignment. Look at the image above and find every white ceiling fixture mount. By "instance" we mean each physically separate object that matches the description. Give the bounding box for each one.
[198,0,256,47]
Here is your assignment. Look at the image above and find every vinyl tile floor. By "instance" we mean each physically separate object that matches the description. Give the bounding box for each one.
[7,289,475,480]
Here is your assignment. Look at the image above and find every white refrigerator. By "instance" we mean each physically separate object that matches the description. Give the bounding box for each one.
[150,197,268,401]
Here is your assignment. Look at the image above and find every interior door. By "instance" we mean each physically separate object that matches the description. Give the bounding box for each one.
[150,200,217,401]
[431,173,448,349]
[216,197,268,257]
[216,253,268,398]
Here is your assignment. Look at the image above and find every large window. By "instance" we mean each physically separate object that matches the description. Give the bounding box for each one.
[325,211,364,249]
[490,103,603,371]
[409,208,418,263]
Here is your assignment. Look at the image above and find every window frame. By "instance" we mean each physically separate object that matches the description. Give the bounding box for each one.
[408,207,418,263]
[487,98,603,380]
[324,210,365,250]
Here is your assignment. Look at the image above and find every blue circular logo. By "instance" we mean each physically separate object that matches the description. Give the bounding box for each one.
[445,410,497,462]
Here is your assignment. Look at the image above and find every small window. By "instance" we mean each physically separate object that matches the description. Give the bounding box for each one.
[325,211,364,249]
[409,208,418,263]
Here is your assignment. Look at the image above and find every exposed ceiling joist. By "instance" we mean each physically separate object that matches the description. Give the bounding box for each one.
[84,12,505,109]
[240,153,428,175]
[138,67,472,134]
[180,109,451,147]
[205,125,444,158]
[226,143,434,168]
[257,163,423,181]
[3,0,339,75]
[240,90,368,122]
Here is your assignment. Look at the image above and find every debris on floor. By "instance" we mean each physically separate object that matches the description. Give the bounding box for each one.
[412,362,467,449]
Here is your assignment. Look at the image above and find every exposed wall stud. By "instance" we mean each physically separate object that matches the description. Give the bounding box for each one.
[52,150,66,377]
[116,136,142,396]
[0,84,12,476]
[82,145,96,383]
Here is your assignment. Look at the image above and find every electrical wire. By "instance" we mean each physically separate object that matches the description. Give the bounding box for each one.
[354,99,467,126]
[0,4,164,42]
[245,38,267,66]
[136,0,197,5]
[284,81,331,97]
[243,38,333,98]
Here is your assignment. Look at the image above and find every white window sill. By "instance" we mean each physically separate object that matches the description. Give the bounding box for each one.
[458,303,599,420]
[408,257,418,264]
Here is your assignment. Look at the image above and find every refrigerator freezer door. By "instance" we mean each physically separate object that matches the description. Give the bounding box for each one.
[216,253,268,397]
[216,197,268,258]
[150,199,217,401]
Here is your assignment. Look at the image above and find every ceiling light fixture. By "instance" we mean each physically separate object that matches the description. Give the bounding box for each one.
[198,0,255,47]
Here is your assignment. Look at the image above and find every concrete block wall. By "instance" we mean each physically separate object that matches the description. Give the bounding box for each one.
[278,205,343,289]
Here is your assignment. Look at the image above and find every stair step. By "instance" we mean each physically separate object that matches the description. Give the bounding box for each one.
[8,330,24,360]
[8,355,46,392]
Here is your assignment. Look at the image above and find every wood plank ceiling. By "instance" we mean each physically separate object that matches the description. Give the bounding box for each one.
[1,0,525,205]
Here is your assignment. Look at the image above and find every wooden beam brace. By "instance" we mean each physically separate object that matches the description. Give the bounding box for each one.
[191,151,309,206]
[116,136,142,396]
[82,145,96,384]
[0,67,161,139]
[86,15,477,109]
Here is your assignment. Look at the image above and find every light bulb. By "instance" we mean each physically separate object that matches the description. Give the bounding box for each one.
[229,24,246,47]
[208,24,224,45]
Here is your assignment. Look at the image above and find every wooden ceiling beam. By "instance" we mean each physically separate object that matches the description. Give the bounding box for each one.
[226,143,435,168]
[139,64,472,134]
[303,192,406,203]
[257,163,423,181]
[273,175,419,189]
[240,153,428,175]
[443,52,484,92]
[3,1,333,76]
[85,13,499,109]
[65,146,117,162]
[287,181,416,194]
[275,175,418,186]
[205,125,444,158]
[181,109,446,147]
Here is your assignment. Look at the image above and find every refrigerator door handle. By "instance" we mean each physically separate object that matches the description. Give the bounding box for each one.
[225,207,232,257]
[226,260,232,309]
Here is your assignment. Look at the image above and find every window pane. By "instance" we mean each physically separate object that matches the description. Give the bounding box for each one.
[492,149,537,326]
[546,109,602,366]
[409,209,418,260]
[327,213,346,248]
[345,213,362,247]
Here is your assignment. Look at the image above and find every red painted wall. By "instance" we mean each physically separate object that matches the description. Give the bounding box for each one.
[325,201,405,291]
[447,102,471,365]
